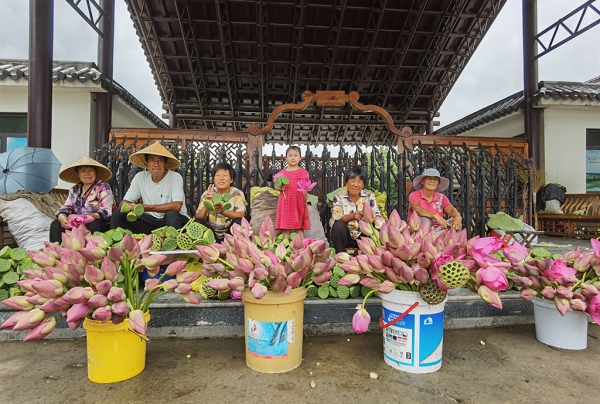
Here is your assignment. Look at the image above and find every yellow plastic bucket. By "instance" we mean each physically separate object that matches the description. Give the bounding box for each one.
[242,287,306,373]
[83,312,150,383]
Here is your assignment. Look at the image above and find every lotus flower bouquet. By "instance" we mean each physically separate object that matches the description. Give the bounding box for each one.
[196,217,335,298]
[1,224,201,341]
[333,205,510,332]
[505,239,600,323]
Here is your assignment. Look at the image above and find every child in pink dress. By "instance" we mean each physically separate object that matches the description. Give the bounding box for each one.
[275,146,310,238]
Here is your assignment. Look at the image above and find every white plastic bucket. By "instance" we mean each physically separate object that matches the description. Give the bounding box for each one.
[380,290,446,373]
[532,297,588,350]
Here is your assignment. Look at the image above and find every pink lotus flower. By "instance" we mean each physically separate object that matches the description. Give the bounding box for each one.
[297,178,317,194]
[470,237,503,256]
[476,267,508,291]
[540,259,577,280]
[67,214,95,229]
[586,295,600,323]
[503,242,528,263]
[352,305,370,333]
[231,291,242,300]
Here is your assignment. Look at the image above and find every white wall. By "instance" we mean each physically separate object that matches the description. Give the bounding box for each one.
[456,111,524,138]
[542,108,600,194]
[111,96,156,128]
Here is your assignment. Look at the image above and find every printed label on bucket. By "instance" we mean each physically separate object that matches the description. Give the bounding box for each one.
[383,308,416,366]
[247,318,289,359]
[382,307,444,368]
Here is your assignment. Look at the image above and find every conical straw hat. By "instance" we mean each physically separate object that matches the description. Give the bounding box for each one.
[129,142,181,170]
[59,156,113,184]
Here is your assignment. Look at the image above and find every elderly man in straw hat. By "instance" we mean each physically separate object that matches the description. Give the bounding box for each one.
[111,142,188,233]
[408,168,462,231]
[50,156,115,242]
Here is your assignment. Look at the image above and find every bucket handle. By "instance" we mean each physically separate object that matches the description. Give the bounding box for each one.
[128,328,150,343]
[379,302,419,329]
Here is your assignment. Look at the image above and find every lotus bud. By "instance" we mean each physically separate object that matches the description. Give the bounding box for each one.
[2,296,35,311]
[580,283,599,297]
[354,255,370,273]
[352,305,370,333]
[335,252,351,263]
[269,276,286,292]
[555,285,573,299]
[555,297,570,316]
[387,209,401,229]
[573,254,593,272]
[387,226,404,249]
[43,267,68,284]
[195,245,220,263]
[378,280,395,294]
[540,276,554,287]
[111,301,129,317]
[359,277,381,289]
[28,251,55,268]
[373,215,385,230]
[107,286,126,302]
[12,308,46,331]
[368,256,385,273]
[23,316,57,341]
[291,248,312,272]
[128,310,147,336]
[380,251,394,268]
[407,211,421,232]
[522,264,539,277]
[360,203,373,224]
[38,299,62,313]
[561,274,578,288]
[1,311,30,330]
[339,259,361,274]
[120,234,141,260]
[416,253,431,269]
[290,233,304,251]
[182,291,200,304]
[519,288,536,301]
[87,294,110,308]
[569,298,586,311]
[175,284,193,294]
[161,279,178,292]
[312,271,331,285]
[338,273,361,286]
[356,238,374,255]
[359,220,373,237]
[78,246,106,263]
[309,239,327,255]
[83,265,104,285]
[540,286,556,299]
[21,269,43,280]
[176,271,201,284]
[275,242,287,262]
[25,294,49,305]
[286,272,301,288]
[395,245,411,261]
[251,283,267,299]
[141,254,167,270]
[61,287,92,304]
[478,285,502,309]
[384,267,404,283]
[92,307,112,323]
[65,303,91,323]
[32,280,65,298]
[228,277,246,292]
[419,219,432,236]
[413,267,428,284]
[163,261,186,277]
[529,276,542,290]
[17,279,39,293]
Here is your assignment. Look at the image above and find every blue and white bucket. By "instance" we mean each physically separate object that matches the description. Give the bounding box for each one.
[380,290,446,373]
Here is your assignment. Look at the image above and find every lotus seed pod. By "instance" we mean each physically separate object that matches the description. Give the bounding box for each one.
[161,237,178,251]
[438,260,470,289]
[306,284,318,298]
[212,193,222,204]
[222,202,232,211]
[120,203,131,213]
[217,290,232,300]
[186,222,204,240]
[111,230,124,242]
[151,234,163,251]
[349,285,360,298]
[317,285,330,299]
[336,285,350,299]
[176,233,194,250]
[419,281,447,305]
[166,226,179,238]
[328,286,338,298]
[329,275,341,288]
[126,212,138,222]
[133,204,145,216]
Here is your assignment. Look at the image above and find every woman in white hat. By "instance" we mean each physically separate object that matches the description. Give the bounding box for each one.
[111,142,188,234]
[49,156,115,242]
[408,168,462,231]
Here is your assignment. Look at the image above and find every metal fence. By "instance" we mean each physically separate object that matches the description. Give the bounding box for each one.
[95,135,533,238]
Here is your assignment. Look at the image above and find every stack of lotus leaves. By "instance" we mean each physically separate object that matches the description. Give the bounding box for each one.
[151,218,215,251]
[0,246,32,301]
[92,227,141,248]
[120,203,145,222]
[203,193,231,211]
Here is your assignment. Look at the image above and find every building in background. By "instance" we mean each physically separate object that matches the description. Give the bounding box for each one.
[436,77,600,194]
[0,60,167,188]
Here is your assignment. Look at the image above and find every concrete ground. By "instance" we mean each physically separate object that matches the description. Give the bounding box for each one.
[0,324,598,404]
[1,235,597,404]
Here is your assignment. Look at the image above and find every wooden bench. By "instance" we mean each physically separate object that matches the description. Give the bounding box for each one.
[0,189,69,247]
[536,193,600,238]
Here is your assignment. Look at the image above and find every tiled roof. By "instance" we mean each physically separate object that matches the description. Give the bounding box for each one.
[0,60,167,129]
[436,79,600,135]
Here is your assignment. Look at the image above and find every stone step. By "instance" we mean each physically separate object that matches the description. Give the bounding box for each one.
[0,289,533,341]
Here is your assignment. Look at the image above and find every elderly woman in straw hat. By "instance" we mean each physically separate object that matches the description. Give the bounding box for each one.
[49,156,115,242]
[408,168,462,231]
[111,142,188,234]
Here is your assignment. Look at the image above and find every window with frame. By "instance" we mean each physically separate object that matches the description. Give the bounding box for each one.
[586,129,600,193]
[0,114,27,152]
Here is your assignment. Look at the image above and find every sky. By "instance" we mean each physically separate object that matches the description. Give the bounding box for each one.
[0,0,598,133]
